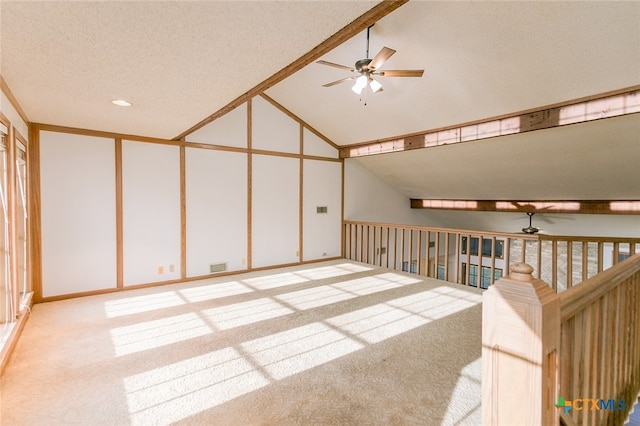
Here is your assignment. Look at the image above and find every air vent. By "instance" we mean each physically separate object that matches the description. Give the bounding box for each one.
[316,206,328,214]
[209,262,227,273]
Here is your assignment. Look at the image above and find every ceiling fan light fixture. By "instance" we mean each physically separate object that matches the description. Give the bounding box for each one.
[352,75,367,94]
[369,78,383,93]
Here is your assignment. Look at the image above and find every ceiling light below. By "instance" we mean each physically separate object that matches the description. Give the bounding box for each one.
[369,78,382,93]
[112,99,132,107]
[352,75,368,95]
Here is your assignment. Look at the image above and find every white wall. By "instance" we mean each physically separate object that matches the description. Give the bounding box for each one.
[252,154,300,267]
[185,148,248,276]
[122,141,181,285]
[36,94,343,297]
[303,128,338,158]
[252,96,299,154]
[185,103,247,148]
[344,159,443,226]
[303,160,342,260]
[40,131,117,296]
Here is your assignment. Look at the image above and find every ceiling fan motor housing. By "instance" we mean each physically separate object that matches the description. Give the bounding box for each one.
[355,58,372,72]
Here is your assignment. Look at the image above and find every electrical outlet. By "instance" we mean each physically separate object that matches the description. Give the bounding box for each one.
[157,266,164,274]
[169,264,175,272]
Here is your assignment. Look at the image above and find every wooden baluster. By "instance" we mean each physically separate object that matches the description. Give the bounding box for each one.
[444,232,450,281]
[490,236,496,286]
[537,238,542,279]
[385,226,391,268]
[400,228,405,272]
[567,241,573,289]
[597,242,604,273]
[582,241,588,282]
[426,231,431,278]
[552,240,558,292]
[434,232,440,279]
[453,232,460,283]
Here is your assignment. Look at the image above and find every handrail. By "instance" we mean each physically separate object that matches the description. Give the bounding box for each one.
[343,219,540,239]
[343,220,640,291]
[559,252,640,321]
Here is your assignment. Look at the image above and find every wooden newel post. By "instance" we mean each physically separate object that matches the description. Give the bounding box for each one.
[482,262,560,425]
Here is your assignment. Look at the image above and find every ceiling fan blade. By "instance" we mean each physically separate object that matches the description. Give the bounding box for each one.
[316,60,354,72]
[378,70,424,77]
[368,46,396,70]
[322,76,356,87]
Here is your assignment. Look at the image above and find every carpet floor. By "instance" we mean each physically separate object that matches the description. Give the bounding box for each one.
[0,260,483,425]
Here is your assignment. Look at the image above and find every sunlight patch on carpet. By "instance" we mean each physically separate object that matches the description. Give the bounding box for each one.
[275,285,357,310]
[200,297,294,330]
[274,273,421,310]
[242,272,309,290]
[327,287,482,344]
[104,291,186,318]
[293,263,372,280]
[332,273,421,295]
[241,322,364,380]
[110,313,213,356]
[124,347,270,425]
[178,281,253,303]
[441,357,482,425]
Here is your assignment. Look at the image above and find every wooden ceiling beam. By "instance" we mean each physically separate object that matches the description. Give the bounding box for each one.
[174,1,408,141]
[410,199,640,215]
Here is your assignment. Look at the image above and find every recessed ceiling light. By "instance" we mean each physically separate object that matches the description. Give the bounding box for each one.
[112,99,132,107]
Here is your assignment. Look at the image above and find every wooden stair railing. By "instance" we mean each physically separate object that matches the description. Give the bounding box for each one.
[482,254,640,425]
[342,220,640,292]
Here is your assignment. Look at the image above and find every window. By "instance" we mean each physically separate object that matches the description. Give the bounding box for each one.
[0,131,12,330]
[469,264,478,287]
[618,252,630,263]
[480,267,502,289]
[461,263,502,289]
[461,236,504,258]
[16,141,29,303]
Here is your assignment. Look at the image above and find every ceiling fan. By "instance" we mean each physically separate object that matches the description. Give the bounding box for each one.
[521,212,540,234]
[316,25,424,96]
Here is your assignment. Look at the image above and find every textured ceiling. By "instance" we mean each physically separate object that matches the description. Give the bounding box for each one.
[0,0,377,139]
[267,1,640,145]
[1,1,639,204]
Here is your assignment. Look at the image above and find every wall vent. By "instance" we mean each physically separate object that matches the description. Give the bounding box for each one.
[316,206,328,214]
[210,262,227,273]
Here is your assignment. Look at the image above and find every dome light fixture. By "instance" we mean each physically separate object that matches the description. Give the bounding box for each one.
[112,99,132,107]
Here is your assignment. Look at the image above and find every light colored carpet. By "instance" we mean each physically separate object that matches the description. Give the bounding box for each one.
[0,260,483,425]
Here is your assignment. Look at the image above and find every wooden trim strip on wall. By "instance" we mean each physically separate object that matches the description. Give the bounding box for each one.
[341,85,640,159]
[0,74,29,126]
[36,123,180,147]
[115,138,124,288]
[410,199,640,215]
[174,0,409,140]
[299,124,304,263]
[27,124,42,303]
[247,99,253,270]
[180,144,187,280]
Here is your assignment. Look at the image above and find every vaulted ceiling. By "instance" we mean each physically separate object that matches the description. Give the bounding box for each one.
[1,1,639,204]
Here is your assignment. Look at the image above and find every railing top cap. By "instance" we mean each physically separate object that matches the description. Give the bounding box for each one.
[510,262,534,281]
